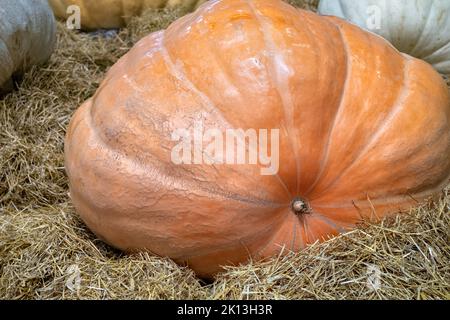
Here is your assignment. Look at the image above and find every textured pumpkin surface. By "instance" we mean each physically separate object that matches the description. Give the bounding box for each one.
[49,0,207,30]
[65,0,450,278]
[0,0,56,92]
[318,0,450,76]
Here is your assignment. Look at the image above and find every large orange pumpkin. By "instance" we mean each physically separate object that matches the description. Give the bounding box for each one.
[65,0,450,278]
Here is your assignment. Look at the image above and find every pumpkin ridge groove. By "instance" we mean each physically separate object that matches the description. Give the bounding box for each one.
[96,29,291,203]
[304,20,351,196]
[295,215,304,249]
[173,213,288,262]
[20,2,32,70]
[312,170,450,209]
[202,18,241,103]
[161,27,292,200]
[310,58,411,200]
[253,210,292,259]
[301,215,311,245]
[311,212,348,234]
[198,13,293,198]
[420,41,450,63]
[409,1,434,57]
[290,214,298,251]
[83,99,284,208]
[246,0,301,194]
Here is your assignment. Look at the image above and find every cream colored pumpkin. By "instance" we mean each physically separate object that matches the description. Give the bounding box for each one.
[318,0,450,75]
[0,0,56,93]
[48,0,207,30]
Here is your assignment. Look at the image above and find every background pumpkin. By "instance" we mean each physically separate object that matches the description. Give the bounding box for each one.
[65,0,450,278]
[0,0,56,93]
[48,0,207,30]
[318,0,450,76]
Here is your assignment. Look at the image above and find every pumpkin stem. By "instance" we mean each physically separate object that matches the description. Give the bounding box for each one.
[291,198,310,214]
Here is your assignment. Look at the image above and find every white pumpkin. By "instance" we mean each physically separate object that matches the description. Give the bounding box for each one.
[0,0,56,92]
[318,0,450,75]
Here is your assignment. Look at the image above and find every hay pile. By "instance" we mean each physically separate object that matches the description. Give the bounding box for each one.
[0,1,449,300]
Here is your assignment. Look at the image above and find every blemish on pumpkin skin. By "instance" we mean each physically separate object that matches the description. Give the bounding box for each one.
[206,22,216,31]
[229,13,252,22]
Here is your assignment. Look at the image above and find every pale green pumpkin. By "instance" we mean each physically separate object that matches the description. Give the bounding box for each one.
[0,0,56,93]
[318,0,450,75]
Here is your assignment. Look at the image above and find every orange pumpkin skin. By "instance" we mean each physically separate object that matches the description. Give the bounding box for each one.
[65,0,450,278]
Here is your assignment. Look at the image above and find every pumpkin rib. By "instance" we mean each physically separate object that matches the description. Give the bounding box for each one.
[432,60,450,75]
[172,209,289,262]
[313,204,366,226]
[68,104,296,264]
[312,172,450,210]
[83,100,284,208]
[304,17,423,201]
[162,2,302,199]
[254,209,298,259]
[147,208,288,263]
[409,1,433,57]
[200,15,242,103]
[294,216,305,250]
[160,30,231,127]
[420,41,450,63]
[246,0,301,194]
[192,8,296,198]
[199,2,294,199]
[162,29,236,128]
[294,9,344,194]
[311,212,349,233]
[302,214,341,243]
[304,19,351,196]
[289,215,298,251]
[206,38,241,96]
[253,210,296,259]
[127,216,281,266]
[301,220,310,250]
[292,10,350,193]
[310,58,412,199]
[310,57,450,204]
[89,29,292,206]
[161,25,293,200]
